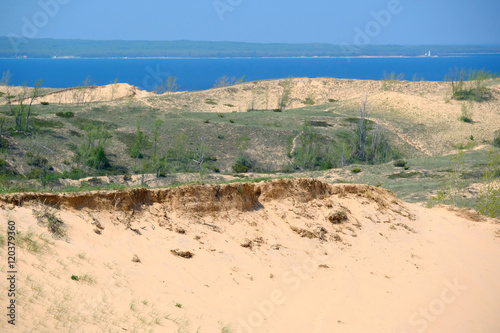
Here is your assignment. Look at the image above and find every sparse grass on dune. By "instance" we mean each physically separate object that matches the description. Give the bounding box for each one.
[0,78,498,213]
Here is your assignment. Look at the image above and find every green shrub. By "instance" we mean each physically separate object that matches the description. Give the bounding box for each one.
[40,101,49,105]
[477,149,500,218]
[229,119,235,123]
[394,159,407,167]
[28,168,43,179]
[62,167,86,180]
[204,119,210,124]
[27,154,48,168]
[328,99,338,103]
[232,163,248,173]
[493,130,500,148]
[404,165,410,170]
[56,111,75,118]
[205,99,217,105]
[351,168,362,173]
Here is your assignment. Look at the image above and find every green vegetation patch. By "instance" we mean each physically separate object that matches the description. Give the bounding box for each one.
[33,118,65,129]
[56,111,74,118]
[71,118,119,131]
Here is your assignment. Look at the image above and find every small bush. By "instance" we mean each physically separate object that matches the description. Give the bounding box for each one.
[302,97,315,105]
[71,275,79,281]
[27,168,43,180]
[351,168,362,173]
[204,119,210,124]
[27,154,48,168]
[40,101,49,105]
[328,99,338,103]
[56,111,75,118]
[232,163,248,173]
[205,99,217,105]
[217,134,225,139]
[494,130,500,148]
[272,109,282,112]
[123,174,132,181]
[394,159,407,167]
[404,165,410,170]
[217,113,225,118]
[229,119,235,123]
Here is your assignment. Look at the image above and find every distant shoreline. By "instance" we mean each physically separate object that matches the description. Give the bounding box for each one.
[1,38,500,59]
[2,53,500,60]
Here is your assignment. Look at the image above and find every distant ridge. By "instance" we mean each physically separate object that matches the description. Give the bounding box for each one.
[1,37,500,58]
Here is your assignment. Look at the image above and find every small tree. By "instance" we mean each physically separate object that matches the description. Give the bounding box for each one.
[77,124,111,170]
[130,123,149,159]
[153,76,180,94]
[13,84,29,131]
[150,119,166,177]
[25,79,42,132]
[278,77,293,111]
[356,96,369,161]
[296,120,320,169]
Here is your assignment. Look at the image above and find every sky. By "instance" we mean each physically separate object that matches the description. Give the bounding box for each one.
[1,0,499,45]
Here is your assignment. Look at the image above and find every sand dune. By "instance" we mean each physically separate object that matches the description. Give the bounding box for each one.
[0,179,499,332]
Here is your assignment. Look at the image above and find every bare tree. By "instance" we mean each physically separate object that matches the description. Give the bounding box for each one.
[356,96,369,161]
[25,79,42,132]
[214,75,245,88]
[153,76,179,94]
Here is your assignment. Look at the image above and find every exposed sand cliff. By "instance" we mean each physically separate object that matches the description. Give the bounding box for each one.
[0,179,499,332]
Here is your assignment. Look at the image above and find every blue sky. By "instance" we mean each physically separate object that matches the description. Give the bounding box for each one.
[1,0,499,44]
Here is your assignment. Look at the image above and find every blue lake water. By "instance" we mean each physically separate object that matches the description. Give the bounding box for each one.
[1,55,499,92]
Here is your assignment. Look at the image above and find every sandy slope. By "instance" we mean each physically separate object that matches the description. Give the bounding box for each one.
[0,179,499,333]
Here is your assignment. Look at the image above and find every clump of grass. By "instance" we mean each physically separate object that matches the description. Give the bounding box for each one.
[458,103,473,123]
[40,101,49,105]
[175,303,182,308]
[34,205,66,238]
[55,111,75,118]
[351,168,361,173]
[204,119,210,124]
[477,149,500,218]
[70,273,95,284]
[16,230,50,253]
[221,325,232,333]
[302,97,315,105]
[79,274,95,284]
[205,99,217,105]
